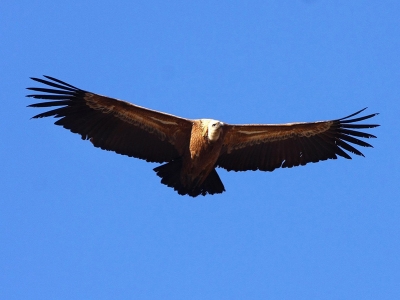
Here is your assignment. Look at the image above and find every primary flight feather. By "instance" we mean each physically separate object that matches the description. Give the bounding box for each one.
[27,76,379,197]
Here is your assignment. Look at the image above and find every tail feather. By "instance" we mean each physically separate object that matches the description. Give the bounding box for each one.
[201,169,225,196]
[154,160,183,191]
[153,160,225,197]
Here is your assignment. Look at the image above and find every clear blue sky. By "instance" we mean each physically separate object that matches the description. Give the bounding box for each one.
[1,1,399,299]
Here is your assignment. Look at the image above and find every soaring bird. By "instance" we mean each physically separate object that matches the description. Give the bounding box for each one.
[27,76,379,197]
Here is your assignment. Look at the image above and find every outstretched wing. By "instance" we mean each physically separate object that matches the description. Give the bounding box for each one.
[27,76,193,163]
[217,108,379,172]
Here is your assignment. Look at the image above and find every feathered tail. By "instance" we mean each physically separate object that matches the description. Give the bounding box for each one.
[153,160,225,197]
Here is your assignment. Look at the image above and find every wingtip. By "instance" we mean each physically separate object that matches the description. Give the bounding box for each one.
[29,75,55,81]
[29,76,43,84]
[358,107,368,114]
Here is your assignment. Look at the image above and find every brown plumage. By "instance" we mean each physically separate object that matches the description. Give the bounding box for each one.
[27,76,379,197]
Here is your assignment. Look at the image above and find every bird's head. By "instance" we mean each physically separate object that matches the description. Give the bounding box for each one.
[206,119,224,141]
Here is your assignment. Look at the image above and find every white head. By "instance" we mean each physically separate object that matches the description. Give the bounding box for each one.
[203,119,224,142]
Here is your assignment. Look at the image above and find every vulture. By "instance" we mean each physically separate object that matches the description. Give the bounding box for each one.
[27,76,379,197]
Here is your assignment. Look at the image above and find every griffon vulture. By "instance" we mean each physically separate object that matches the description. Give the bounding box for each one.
[27,76,379,197]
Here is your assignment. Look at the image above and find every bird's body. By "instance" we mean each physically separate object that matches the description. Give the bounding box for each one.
[27,76,379,197]
[182,119,226,193]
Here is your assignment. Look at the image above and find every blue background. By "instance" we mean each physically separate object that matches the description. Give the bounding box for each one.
[1,1,399,299]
